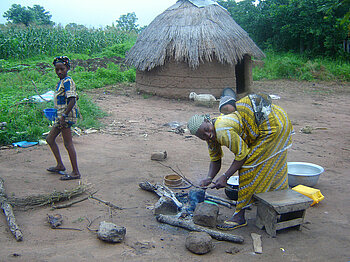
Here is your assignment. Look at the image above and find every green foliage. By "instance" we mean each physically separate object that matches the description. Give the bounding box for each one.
[71,63,136,90]
[0,68,108,145]
[116,12,140,32]
[253,51,350,81]
[3,4,54,26]
[326,0,350,25]
[99,41,136,58]
[124,68,136,82]
[0,23,138,145]
[0,25,133,60]
[0,58,136,145]
[218,0,349,58]
[75,94,107,129]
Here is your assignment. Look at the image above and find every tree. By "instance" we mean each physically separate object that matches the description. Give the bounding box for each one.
[28,5,54,26]
[3,4,33,26]
[218,0,349,57]
[65,23,87,31]
[3,4,54,26]
[116,12,139,32]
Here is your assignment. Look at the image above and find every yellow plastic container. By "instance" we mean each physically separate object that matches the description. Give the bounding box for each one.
[292,185,324,206]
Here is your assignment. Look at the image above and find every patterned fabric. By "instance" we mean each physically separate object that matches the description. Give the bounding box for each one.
[208,95,293,214]
[53,56,70,68]
[53,76,78,127]
[248,93,272,126]
[187,114,211,135]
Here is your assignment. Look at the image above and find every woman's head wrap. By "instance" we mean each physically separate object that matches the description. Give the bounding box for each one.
[53,56,70,69]
[187,114,211,135]
[219,96,236,112]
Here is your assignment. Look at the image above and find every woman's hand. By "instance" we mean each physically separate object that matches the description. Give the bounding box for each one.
[200,177,213,187]
[210,174,228,189]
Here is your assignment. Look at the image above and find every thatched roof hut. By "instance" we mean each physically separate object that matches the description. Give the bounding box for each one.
[126,0,265,99]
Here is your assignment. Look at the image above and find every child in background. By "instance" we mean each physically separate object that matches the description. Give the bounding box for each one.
[219,87,237,115]
[219,96,237,115]
[46,56,81,180]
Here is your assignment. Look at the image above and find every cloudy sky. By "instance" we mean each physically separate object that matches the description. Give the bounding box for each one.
[0,0,176,27]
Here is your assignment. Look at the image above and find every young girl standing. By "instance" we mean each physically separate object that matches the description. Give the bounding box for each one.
[46,56,81,180]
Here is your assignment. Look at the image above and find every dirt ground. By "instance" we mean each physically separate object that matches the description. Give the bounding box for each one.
[0,80,349,262]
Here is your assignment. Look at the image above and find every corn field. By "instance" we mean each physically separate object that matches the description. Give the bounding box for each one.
[0,25,132,59]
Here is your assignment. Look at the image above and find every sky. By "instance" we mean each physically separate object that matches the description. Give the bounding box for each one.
[0,0,177,28]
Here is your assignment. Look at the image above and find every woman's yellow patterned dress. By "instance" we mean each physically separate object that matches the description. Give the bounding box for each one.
[208,94,293,215]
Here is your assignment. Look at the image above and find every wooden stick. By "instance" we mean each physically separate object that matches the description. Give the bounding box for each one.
[53,227,83,231]
[139,181,182,208]
[156,214,244,244]
[51,196,89,209]
[205,193,236,206]
[31,80,50,102]
[85,216,100,232]
[204,197,232,208]
[90,196,123,210]
[51,191,98,209]
[157,162,202,189]
[0,178,23,241]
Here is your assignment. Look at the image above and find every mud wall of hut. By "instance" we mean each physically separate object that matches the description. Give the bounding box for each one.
[135,59,237,99]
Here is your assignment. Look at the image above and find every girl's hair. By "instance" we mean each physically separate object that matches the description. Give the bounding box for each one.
[53,56,70,69]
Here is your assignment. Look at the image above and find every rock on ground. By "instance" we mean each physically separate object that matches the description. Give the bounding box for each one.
[185,231,213,255]
[193,202,219,228]
[97,221,126,243]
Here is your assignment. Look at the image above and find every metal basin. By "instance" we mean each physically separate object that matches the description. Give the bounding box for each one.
[287,162,324,187]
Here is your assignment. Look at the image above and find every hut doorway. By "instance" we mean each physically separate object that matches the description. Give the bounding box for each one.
[235,54,252,95]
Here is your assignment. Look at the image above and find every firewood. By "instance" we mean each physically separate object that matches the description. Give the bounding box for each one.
[0,178,23,241]
[139,181,183,208]
[156,214,244,244]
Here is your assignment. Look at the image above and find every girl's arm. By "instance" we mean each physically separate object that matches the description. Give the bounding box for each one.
[60,97,76,124]
[63,97,76,116]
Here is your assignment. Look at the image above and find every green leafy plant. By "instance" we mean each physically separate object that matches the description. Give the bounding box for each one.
[253,51,350,81]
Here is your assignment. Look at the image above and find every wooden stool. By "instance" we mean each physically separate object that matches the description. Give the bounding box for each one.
[254,189,313,237]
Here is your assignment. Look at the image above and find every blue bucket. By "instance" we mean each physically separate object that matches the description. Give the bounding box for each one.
[43,108,57,121]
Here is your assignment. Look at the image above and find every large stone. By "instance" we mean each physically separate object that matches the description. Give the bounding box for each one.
[154,196,179,215]
[193,202,219,228]
[185,232,213,255]
[151,151,167,161]
[97,221,126,243]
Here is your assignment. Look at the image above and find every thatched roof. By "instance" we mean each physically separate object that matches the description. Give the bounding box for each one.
[126,0,265,71]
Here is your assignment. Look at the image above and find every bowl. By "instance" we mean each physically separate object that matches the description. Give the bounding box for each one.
[164,174,183,187]
[224,176,239,201]
[43,108,57,121]
[287,162,324,187]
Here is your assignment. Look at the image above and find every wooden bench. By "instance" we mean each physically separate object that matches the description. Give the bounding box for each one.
[254,189,313,237]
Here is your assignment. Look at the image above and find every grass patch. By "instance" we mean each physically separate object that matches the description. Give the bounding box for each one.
[0,55,136,145]
[253,51,350,82]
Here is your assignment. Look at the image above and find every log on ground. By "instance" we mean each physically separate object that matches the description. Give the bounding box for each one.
[0,178,23,241]
[156,214,244,244]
